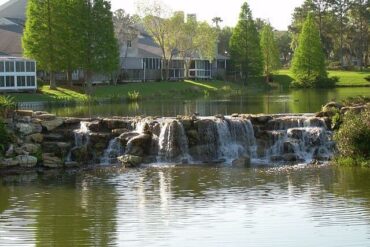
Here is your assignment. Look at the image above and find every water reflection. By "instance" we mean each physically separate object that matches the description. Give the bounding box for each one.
[20,87,370,117]
[1,166,370,246]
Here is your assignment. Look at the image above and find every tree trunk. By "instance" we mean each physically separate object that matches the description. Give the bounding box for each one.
[84,70,92,95]
[49,71,57,90]
[67,69,73,87]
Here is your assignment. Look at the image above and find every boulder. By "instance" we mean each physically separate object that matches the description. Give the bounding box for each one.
[43,133,64,142]
[0,158,19,167]
[42,154,63,168]
[15,110,34,117]
[41,117,64,131]
[117,155,143,167]
[86,120,102,132]
[26,133,44,143]
[16,123,42,135]
[70,146,90,163]
[126,134,152,156]
[42,142,71,156]
[37,114,56,121]
[118,132,140,145]
[64,161,80,168]
[5,145,14,157]
[323,101,343,110]
[282,153,301,162]
[232,155,251,168]
[21,143,41,155]
[231,113,239,118]
[16,155,38,168]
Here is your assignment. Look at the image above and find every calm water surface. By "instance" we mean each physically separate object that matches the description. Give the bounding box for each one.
[1,165,370,246]
[21,87,370,117]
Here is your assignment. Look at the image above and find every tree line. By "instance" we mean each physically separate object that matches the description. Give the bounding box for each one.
[23,0,119,90]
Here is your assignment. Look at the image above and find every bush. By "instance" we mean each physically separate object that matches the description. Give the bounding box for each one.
[365,75,370,82]
[334,108,370,164]
[0,120,10,157]
[291,75,338,88]
[0,95,16,118]
[127,91,140,102]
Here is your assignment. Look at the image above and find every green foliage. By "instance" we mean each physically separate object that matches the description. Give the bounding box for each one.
[230,2,263,83]
[365,75,370,82]
[291,13,328,87]
[0,95,16,118]
[334,108,370,162]
[23,0,119,89]
[0,120,10,157]
[260,24,280,80]
[127,91,140,102]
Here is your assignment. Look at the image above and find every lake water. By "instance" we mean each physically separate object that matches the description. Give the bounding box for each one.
[20,87,370,117]
[1,165,370,246]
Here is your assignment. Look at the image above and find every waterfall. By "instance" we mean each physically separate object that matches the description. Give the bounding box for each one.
[73,121,90,147]
[100,138,124,165]
[66,121,90,162]
[157,120,191,163]
[264,116,334,164]
[216,118,256,162]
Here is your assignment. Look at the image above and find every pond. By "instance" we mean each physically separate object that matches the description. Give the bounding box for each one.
[1,165,370,246]
[20,87,370,117]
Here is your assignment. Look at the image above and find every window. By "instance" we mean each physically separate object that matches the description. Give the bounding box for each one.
[5,76,15,87]
[0,62,4,72]
[27,76,36,86]
[5,61,14,72]
[17,76,26,87]
[144,58,161,70]
[0,76,4,87]
[26,62,35,72]
[16,61,25,72]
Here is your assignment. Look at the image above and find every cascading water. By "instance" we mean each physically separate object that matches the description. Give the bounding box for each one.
[264,116,334,163]
[157,120,191,163]
[87,114,335,167]
[100,138,124,165]
[66,121,90,162]
[216,118,256,163]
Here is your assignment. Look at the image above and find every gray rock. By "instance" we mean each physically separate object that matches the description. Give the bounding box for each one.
[42,154,63,168]
[41,117,64,131]
[26,133,44,143]
[16,155,38,168]
[37,114,56,121]
[21,143,41,155]
[16,123,42,135]
[232,155,251,168]
[15,110,34,117]
[0,158,19,167]
[117,155,143,167]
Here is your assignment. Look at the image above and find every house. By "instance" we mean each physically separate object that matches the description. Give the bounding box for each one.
[120,18,229,82]
[0,56,37,92]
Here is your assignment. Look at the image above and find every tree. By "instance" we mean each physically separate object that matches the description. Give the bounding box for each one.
[229,2,263,85]
[218,27,233,55]
[113,9,140,48]
[23,0,62,89]
[291,13,327,86]
[79,0,119,90]
[275,31,292,66]
[212,17,223,29]
[260,24,280,82]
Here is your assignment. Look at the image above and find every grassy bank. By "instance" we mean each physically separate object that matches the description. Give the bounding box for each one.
[8,80,243,103]
[277,69,370,87]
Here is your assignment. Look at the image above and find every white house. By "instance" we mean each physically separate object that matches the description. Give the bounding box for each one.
[0,57,37,92]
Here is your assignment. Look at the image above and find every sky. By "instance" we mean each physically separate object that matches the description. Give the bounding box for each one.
[0,0,304,30]
[110,0,304,30]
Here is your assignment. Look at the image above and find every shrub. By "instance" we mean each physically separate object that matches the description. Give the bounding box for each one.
[365,75,370,82]
[291,75,338,88]
[0,120,10,157]
[127,91,140,102]
[0,95,16,118]
[334,108,370,164]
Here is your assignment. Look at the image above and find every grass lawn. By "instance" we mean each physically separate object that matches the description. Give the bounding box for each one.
[277,69,370,87]
[8,80,242,103]
[8,85,88,102]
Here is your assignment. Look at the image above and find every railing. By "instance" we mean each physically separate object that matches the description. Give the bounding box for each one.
[188,69,212,79]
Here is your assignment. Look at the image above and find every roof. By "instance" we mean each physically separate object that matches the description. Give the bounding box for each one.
[0,28,22,56]
[0,0,27,19]
[0,56,34,61]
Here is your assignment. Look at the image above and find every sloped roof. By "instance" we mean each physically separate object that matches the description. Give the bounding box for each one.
[0,0,27,19]
[0,28,22,56]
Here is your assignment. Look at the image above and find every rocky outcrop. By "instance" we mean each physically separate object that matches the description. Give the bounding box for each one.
[0,109,337,171]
